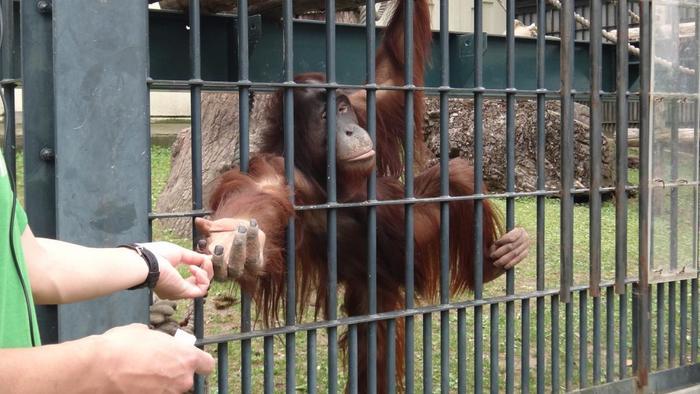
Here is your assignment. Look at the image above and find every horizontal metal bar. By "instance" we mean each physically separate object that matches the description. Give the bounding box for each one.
[293,185,639,211]
[198,278,645,345]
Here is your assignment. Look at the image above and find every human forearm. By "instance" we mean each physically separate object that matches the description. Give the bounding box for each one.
[23,231,148,304]
[0,336,102,393]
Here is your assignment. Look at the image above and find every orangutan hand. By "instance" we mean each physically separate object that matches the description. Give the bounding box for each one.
[489,227,530,270]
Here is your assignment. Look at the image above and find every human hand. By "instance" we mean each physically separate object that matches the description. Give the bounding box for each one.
[489,227,530,270]
[139,242,214,300]
[194,217,266,282]
[97,323,214,393]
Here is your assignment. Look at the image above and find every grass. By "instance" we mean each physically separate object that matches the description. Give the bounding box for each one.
[14,147,698,392]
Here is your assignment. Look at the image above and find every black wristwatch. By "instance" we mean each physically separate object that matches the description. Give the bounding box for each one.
[119,243,161,290]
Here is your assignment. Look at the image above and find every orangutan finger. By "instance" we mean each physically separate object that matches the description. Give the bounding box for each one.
[494,241,530,269]
[503,246,530,270]
[228,226,247,279]
[197,239,209,254]
[211,245,227,282]
[245,219,262,270]
[493,227,525,247]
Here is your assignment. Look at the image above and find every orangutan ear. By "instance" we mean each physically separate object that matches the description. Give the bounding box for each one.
[194,217,213,237]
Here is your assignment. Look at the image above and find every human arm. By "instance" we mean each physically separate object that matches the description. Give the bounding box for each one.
[21,226,213,305]
[0,323,214,394]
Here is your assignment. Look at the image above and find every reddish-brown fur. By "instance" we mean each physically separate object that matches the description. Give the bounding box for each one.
[207,1,507,392]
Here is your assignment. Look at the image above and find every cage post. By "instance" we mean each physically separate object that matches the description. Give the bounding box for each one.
[49,0,150,340]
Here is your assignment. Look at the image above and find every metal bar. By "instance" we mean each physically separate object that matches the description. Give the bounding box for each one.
[186,1,205,393]
[681,280,688,365]
[552,295,560,394]
[614,0,629,298]
[505,1,516,392]
[657,284,666,369]
[365,0,378,389]
[198,279,648,344]
[405,0,418,392]
[593,295,601,385]
[458,308,467,394]
[387,319,396,392]
[21,0,58,344]
[218,342,229,394]
[474,0,485,392]
[324,1,338,392]
[693,279,698,362]
[490,304,499,394]
[536,0,546,392]
[282,0,296,392]
[264,336,274,393]
[566,299,573,391]
[606,286,614,382]
[559,0,575,304]
[236,0,253,392]
[589,0,603,298]
[307,330,317,394]
[670,282,677,368]
[423,313,433,394]
[522,299,531,393]
[619,292,628,379]
[629,0,653,388]
[580,290,588,389]
[349,326,358,394]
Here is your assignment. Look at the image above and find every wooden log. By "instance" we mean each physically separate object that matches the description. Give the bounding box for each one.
[628,127,697,149]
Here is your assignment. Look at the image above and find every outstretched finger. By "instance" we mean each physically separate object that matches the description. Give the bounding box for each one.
[228,226,247,279]
[494,241,530,269]
[245,220,262,271]
[178,248,214,280]
[492,227,525,247]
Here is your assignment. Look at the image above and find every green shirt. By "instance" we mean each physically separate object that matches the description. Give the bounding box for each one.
[0,154,40,347]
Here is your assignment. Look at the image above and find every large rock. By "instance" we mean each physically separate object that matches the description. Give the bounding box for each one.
[423,98,616,193]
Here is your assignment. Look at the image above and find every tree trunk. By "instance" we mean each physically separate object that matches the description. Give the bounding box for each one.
[154,91,270,238]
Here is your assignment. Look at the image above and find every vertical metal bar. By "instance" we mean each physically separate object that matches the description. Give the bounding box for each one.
[552,295,560,394]
[490,304,499,394]
[636,1,652,382]
[536,0,546,392]
[264,337,274,393]
[307,331,317,394]
[282,0,296,392]
[387,319,396,392]
[589,0,603,299]
[435,0,449,391]
[593,295,601,384]
[365,0,379,388]
[237,1,253,392]
[559,0,575,305]
[694,5,700,367]
[349,326,358,394]
[458,308,467,394]
[579,291,588,389]
[657,283,665,369]
[669,282,677,368]
[522,299,531,394]
[403,0,417,392]
[692,279,698,362]
[681,280,688,365]
[218,342,229,394]
[504,1,516,392]
[324,2,338,393]
[614,0,629,299]
[619,292,628,379]
[423,313,433,394]
[606,286,614,382]
[670,8,680,278]
[565,299,573,391]
[474,1,485,392]
[187,1,205,393]
[632,284,638,374]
